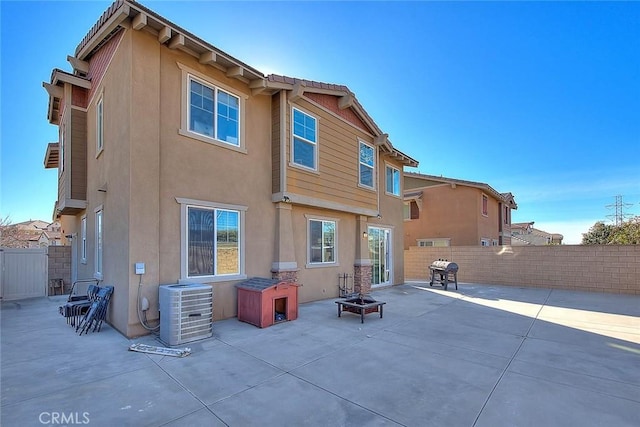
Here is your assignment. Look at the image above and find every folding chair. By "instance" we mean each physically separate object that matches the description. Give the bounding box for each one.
[76,286,114,335]
[59,284,100,327]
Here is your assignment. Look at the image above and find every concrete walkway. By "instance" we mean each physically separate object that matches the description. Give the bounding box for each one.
[2,283,639,426]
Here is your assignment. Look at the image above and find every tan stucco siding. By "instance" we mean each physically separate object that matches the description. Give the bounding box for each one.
[290,206,357,302]
[70,108,87,201]
[286,98,377,211]
[148,38,276,328]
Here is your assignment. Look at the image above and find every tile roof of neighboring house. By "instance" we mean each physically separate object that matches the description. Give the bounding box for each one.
[404,172,518,208]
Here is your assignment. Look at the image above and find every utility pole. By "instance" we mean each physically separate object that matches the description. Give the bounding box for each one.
[605,195,633,226]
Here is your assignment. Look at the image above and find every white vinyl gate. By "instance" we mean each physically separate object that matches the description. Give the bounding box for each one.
[0,248,48,300]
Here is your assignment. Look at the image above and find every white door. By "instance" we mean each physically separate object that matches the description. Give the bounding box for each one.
[368,227,392,287]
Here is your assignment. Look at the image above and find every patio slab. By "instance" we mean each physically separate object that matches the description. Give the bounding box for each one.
[2,283,639,426]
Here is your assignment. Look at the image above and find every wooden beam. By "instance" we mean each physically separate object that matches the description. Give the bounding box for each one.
[132,12,147,30]
[226,66,243,79]
[168,34,185,50]
[374,134,388,146]
[158,26,171,44]
[199,51,217,65]
[43,82,63,98]
[338,93,354,110]
[288,82,305,102]
[66,56,89,75]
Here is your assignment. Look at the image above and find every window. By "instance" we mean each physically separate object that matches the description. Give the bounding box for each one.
[403,203,410,220]
[96,97,104,155]
[504,206,509,224]
[417,239,450,247]
[60,121,65,172]
[292,108,317,170]
[386,165,400,196]
[308,219,336,264]
[482,194,488,216]
[177,198,246,282]
[189,77,240,146]
[359,141,375,188]
[404,201,420,220]
[95,207,103,279]
[481,238,490,246]
[81,215,87,264]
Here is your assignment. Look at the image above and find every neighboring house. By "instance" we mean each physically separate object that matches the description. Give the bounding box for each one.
[403,173,517,248]
[0,220,62,248]
[42,0,418,338]
[511,222,563,245]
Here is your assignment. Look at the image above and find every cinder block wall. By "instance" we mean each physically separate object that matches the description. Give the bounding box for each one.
[48,246,71,290]
[405,245,640,295]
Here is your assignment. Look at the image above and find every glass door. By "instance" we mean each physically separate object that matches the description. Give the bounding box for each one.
[368,227,391,287]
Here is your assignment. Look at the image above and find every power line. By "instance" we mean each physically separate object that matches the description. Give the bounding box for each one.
[605,195,633,226]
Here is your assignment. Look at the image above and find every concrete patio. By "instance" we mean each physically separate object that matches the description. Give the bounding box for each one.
[2,282,639,426]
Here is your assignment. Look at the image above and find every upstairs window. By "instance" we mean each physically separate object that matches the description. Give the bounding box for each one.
[386,165,400,196]
[482,194,488,216]
[189,76,240,146]
[292,108,317,170]
[359,141,375,188]
[96,97,104,155]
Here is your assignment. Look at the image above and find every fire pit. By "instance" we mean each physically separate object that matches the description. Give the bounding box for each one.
[335,294,386,323]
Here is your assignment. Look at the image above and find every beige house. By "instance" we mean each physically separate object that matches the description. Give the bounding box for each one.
[511,222,563,245]
[403,173,517,248]
[42,0,418,338]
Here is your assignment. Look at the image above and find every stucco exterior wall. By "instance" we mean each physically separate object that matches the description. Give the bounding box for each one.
[405,245,640,295]
[403,185,503,248]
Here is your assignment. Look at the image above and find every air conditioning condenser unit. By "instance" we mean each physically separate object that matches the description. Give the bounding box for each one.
[159,284,213,346]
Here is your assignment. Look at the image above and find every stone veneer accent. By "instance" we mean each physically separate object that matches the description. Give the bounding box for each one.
[271,269,299,283]
[353,264,373,295]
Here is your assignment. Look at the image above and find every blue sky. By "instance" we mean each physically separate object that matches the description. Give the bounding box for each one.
[1,1,639,244]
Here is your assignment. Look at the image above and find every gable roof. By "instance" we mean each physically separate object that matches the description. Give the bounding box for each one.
[266,75,418,167]
[405,172,517,208]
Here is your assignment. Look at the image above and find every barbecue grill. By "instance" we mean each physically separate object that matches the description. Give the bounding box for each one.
[428,259,459,290]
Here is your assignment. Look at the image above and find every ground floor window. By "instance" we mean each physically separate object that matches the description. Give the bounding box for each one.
[177,198,246,282]
[308,218,336,265]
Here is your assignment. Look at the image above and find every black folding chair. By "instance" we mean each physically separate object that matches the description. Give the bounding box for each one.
[76,286,114,335]
[59,284,100,327]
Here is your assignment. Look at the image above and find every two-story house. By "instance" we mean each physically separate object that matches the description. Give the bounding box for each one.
[403,173,517,248]
[42,0,417,337]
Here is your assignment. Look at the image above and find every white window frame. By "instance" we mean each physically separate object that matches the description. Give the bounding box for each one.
[385,163,401,197]
[417,238,450,247]
[177,63,247,153]
[481,238,490,246]
[96,96,104,157]
[306,215,338,268]
[176,197,247,283]
[81,215,87,264]
[60,118,65,174]
[291,107,318,171]
[94,206,103,280]
[358,141,375,189]
[481,194,488,217]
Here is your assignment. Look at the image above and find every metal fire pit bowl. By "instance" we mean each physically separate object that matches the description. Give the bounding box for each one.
[335,294,386,323]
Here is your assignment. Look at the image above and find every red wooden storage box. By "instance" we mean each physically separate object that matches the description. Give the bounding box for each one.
[236,278,300,328]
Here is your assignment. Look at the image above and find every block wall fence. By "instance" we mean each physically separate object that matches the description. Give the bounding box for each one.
[405,245,640,295]
[48,246,71,290]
